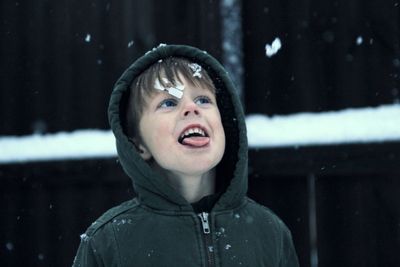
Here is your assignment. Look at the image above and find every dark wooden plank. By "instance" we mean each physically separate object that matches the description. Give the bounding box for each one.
[249,141,400,176]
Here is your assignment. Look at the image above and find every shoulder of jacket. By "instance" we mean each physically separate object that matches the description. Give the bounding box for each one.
[244,197,289,230]
[83,198,141,238]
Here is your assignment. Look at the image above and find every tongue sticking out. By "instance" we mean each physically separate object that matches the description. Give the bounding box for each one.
[181,136,210,147]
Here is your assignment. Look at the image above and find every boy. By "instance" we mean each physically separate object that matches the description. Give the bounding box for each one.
[73,44,299,267]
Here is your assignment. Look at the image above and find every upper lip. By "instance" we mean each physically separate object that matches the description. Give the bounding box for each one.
[178,124,209,143]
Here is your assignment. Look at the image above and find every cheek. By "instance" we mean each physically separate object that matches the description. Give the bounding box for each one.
[220,126,226,147]
[212,112,226,151]
[218,125,226,155]
[214,112,225,138]
[148,119,175,148]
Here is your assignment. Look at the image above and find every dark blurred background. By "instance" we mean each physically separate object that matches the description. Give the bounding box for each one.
[1,0,399,266]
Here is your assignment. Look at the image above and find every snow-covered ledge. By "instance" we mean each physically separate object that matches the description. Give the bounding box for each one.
[247,104,400,148]
[0,104,399,164]
[0,130,116,164]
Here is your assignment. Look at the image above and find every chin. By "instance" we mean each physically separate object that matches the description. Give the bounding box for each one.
[182,160,220,175]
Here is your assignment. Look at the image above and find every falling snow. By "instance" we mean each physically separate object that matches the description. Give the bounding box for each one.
[84,34,91,43]
[6,242,14,251]
[265,38,282,57]
[356,36,363,45]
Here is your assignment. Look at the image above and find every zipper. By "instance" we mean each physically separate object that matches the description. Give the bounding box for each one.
[198,212,215,267]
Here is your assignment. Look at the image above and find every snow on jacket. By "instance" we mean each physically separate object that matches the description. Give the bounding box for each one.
[72,44,299,267]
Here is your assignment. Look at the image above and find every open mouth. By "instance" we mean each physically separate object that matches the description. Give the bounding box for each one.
[178,126,210,147]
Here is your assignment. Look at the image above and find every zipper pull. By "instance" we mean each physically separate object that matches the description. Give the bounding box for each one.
[198,212,211,234]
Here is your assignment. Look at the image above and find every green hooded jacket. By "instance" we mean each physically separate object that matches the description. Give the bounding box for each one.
[72,44,299,267]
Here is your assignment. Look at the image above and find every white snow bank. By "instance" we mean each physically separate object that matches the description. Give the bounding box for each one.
[247,104,400,148]
[0,130,116,164]
[0,104,399,164]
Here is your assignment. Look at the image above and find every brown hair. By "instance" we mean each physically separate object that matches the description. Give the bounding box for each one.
[124,57,217,140]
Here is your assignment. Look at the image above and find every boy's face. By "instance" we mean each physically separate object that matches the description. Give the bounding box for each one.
[137,74,225,177]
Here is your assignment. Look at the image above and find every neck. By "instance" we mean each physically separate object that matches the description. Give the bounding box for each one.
[162,169,216,203]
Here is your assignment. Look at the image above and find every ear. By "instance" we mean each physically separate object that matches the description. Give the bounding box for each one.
[137,143,152,160]
[129,138,152,160]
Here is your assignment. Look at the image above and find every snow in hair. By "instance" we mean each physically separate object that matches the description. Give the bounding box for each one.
[188,63,202,78]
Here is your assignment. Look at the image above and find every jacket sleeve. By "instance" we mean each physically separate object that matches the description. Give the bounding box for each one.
[72,235,103,267]
[279,226,300,267]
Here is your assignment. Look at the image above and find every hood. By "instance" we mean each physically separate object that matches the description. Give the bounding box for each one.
[108,44,248,212]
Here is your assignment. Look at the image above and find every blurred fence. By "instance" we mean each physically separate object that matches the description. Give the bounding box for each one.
[1,159,132,266]
[248,142,400,267]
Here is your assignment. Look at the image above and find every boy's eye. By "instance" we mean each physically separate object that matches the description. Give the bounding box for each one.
[158,98,178,108]
[195,96,212,105]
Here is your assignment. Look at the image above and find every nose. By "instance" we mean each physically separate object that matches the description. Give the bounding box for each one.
[182,100,200,117]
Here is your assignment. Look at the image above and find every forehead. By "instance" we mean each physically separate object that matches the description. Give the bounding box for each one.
[145,74,214,104]
[139,60,216,98]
